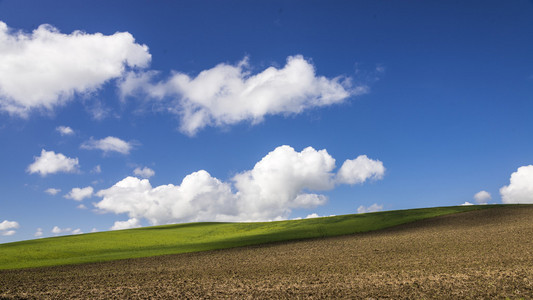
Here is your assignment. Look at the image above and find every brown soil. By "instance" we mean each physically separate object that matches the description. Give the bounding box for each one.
[1,206,533,299]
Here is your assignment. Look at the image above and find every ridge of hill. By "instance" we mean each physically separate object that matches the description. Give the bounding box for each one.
[0,205,501,270]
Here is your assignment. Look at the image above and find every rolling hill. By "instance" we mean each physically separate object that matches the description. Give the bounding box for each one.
[1,204,532,298]
[0,204,495,270]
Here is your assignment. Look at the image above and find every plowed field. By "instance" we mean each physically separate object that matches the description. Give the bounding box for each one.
[1,206,532,299]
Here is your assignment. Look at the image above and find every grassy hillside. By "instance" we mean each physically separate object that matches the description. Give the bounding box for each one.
[0,205,495,270]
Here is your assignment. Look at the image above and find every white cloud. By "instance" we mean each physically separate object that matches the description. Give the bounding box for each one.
[120,55,367,135]
[27,149,79,176]
[111,218,141,230]
[336,155,385,185]
[0,220,19,231]
[500,165,533,204]
[232,146,336,220]
[133,166,155,178]
[91,228,98,233]
[56,126,74,136]
[461,201,474,206]
[51,226,72,234]
[45,188,61,195]
[77,204,87,209]
[81,136,133,154]
[95,145,385,225]
[357,203,384,214]
[65,186,93,201]
[473,190,491,204]
[34,228,43,237]
[305,213,321,219]
[0,21,150,116]
[96,172,236,225]
[1,230,16,236]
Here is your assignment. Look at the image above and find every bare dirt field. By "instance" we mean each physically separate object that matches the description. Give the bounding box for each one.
[1,206,533,299]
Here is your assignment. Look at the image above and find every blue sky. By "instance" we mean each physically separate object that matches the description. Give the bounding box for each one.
[1,0,532,242]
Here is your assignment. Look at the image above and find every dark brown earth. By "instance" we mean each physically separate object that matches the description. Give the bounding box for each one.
[1,206,533,299]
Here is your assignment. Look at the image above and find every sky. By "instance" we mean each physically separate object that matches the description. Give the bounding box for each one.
[1,0,532,242]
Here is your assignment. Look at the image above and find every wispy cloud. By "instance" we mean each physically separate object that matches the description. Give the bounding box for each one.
[81,136,133,155]
[45,188,61,195]
[357,203,384,214]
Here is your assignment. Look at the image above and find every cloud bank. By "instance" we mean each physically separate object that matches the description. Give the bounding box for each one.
[95,145,385,225]
[27,149,79,176]
[500,165,533,204]
[0,21,150,116]
[120,55,367,135]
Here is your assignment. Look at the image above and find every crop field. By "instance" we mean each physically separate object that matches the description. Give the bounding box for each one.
[0,205,487,270]
[1,205,532,298]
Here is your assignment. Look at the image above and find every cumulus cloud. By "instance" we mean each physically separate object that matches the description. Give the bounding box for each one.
[500,165,533,204]
[473,190,491,204]
[120,55,366,135]
[0,220,19,231]
[133,166,155,178]
[96,171,236,225]
[27,149,79,176]
[461,201,474,206]
[45,188,61,195]
[95,145,385,225]
[56,126,74,136]
[0,220,18,236]
[81,136,133,154]
[65,186,93,201]
[0,21,150,116]
[77,204,87,209]
[34,228,43,237]
[357,203,384,214]
[110,218,141,230]
[336,155,385,185]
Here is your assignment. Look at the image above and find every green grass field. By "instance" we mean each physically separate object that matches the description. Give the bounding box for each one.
[0,205,496,270]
